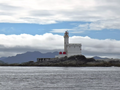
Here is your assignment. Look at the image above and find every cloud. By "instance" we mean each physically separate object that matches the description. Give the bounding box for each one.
[30,10,54,17]
[0,0,119,29]
[0,33,120,58]
[79,18,120,30]
[0,33,64,57]
[0,3,21,10]
[63,18,120,33]
[70,36,120,58]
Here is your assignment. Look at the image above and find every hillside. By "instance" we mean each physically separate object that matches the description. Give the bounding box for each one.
[0,60,6,64]
[2,51,58,64]
[93,56,109,60]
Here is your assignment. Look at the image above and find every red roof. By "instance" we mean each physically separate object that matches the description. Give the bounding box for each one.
[63,52,66,54]
[59,52,62,54]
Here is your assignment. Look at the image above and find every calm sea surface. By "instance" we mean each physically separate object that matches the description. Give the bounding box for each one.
[0,66,120,90]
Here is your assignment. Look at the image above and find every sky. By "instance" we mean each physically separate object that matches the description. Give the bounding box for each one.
[0,0,120,58]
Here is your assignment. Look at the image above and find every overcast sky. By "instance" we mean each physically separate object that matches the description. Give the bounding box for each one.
[0,0,120,58]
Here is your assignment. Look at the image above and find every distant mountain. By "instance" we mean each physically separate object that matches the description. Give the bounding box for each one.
[93,56,109,60]
[0,57,7,60]
[0,57,7,64]
[0,60,6,64]
[2,51,59,64]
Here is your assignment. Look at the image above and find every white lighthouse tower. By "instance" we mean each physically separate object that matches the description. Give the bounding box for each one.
[64,31,69,54]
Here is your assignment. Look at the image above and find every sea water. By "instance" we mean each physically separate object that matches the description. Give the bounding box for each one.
[0,66,120,90]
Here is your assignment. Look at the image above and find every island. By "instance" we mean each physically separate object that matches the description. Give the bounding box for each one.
[1,55,120,67]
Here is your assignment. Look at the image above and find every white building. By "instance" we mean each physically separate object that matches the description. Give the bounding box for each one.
[56,31,82,58]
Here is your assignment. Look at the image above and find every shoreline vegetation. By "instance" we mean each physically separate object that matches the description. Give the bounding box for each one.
[0,55,120,67]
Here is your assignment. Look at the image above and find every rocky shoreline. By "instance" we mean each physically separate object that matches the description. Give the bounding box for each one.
[1,55,120,67]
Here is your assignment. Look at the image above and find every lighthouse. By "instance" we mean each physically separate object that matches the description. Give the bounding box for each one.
[64,31,69,54]
[56,31,82,58]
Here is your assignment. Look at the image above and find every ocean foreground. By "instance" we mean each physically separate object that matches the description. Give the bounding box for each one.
[0,66,120,90]
[1,55,120,67]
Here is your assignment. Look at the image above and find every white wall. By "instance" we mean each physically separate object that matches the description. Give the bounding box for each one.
[67,44,81,57]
